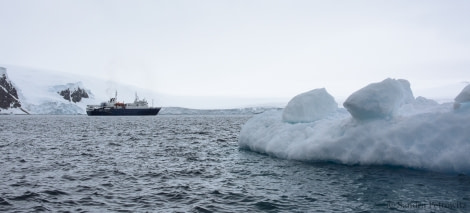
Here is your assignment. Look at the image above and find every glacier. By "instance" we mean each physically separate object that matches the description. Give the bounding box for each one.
[1,65,289,114]
[239,78,470,174]
[2,66,98,114]
[1,65,162,114]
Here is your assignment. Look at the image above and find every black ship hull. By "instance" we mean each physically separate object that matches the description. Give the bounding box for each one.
[87,107,161,116]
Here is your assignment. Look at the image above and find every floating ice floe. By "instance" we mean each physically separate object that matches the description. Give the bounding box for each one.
[239,78,470,174]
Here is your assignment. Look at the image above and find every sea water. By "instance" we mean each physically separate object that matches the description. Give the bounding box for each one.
[0,115,469,212]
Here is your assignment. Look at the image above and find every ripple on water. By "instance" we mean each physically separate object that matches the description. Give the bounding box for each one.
[0,115,469,212]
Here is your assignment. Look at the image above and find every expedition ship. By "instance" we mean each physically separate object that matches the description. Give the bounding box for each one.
[86,92,161,116]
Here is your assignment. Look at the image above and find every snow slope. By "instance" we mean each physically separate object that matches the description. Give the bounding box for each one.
[3,65,161,114]
[1,65,284,114]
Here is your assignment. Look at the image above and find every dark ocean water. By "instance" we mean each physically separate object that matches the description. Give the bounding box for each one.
[0,115,469,212]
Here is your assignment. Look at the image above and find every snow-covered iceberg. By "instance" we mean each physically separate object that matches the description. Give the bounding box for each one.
[454,84,470,111]
[343,78,414,120]
[282,88,337,123]
[239,78,470,174]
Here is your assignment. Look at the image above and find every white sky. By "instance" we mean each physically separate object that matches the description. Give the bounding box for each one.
[1,0,469,107]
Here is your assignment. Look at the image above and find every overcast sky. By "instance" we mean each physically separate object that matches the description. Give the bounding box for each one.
[1,0,469,107]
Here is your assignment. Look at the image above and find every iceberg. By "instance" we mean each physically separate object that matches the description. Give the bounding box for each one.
[454,84,470,110]
[282,88,337,123]
[455,84,470,103]
[239,78,470,174]
[343,78,414,120]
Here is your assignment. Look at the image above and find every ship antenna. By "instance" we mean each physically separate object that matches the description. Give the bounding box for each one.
[115,90,117,100]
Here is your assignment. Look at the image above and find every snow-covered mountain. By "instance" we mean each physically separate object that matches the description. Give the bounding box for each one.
[54,82,92,103]
[0,66,89,114]
[0,65,162,114]
[0,67,27,114]
[0,65,283,115]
